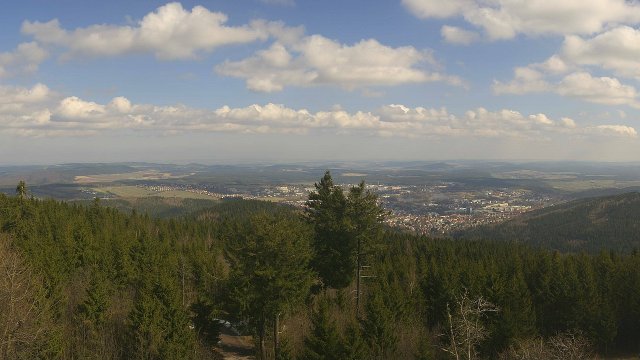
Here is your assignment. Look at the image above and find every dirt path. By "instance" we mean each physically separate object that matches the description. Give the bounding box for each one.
[214,328,254,360]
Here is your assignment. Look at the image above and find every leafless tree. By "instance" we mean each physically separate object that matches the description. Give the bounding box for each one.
[441,290,499,360]
[499,337,549,360]
[548,331,594,360]
[499,331,594,360]
[0,237,54,359]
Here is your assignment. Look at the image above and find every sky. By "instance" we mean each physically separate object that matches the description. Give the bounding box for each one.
[2,0,640,164]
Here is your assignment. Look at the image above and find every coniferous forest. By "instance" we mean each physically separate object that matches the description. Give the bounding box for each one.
[1,173,640,359]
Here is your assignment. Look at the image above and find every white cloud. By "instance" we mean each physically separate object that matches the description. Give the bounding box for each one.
[587,124,638,137]
[215,43,314,92]
[21,2,267,60]
[1,83,635,141]
[216,35,465,92]
[0,83,52,105]
[404,0,640,42]
[16,2,461,91]
[375,106,638,139]
[441,26,480,45]
[402,0,472,19]
[493,67,550,94]
[494,69,640,108]
[494,24,640,107]
[537,55,571,74]
[495,24,640,109]
[529,113,554,125]
[377,104,452,122]
[249,20,305,46]
[618,110,627,119]
[493,55,575,96]
[56,97,106,120]
[0,42,48,77]
[561,117,577,128]
[0,84,57,133]
[562,26,640,80]
[108,97,133,113]
[557,72,639,106]
[463,108,558,138]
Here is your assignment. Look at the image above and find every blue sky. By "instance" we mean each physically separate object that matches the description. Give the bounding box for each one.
[1,0,640,164]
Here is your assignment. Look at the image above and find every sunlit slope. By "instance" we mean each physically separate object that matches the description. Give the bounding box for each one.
[459,192,640,253]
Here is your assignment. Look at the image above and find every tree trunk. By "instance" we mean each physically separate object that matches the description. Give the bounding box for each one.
[181,257,185,308]
[273,313,280,360]
[259,322,266,360]
[356,236,361,317]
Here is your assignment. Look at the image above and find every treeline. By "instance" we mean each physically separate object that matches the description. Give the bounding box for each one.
[0,193,228,358]
[74,197,221,219]
[378,233,640,357]
[459,192,640,253]
[1,176,639,359]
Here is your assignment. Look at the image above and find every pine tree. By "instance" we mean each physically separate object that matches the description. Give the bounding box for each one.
[277,337,295,360]
[78,269,110,329]
[346,181,386,314]
[226,212,315,359]
[305,171,353,289]
[360,290,398,359]
[302,300,345,360]
[15,180,26,199]
[127,234,194,360]
[342,321,370,360]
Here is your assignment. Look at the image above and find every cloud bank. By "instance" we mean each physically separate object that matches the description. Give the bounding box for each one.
[17,2,463,91]
[21,2,266,60]
[0,42,48,77]
[403,0,640,42]
[494,25,640,108]
[216,37,465,92]
[0,83,634,141]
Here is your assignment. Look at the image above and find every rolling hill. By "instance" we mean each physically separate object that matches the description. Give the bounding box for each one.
[458,192,640,253]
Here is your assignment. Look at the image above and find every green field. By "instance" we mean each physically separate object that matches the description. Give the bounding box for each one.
[74,170,191,184]
[94,185,220,200]
[544,179,640,192]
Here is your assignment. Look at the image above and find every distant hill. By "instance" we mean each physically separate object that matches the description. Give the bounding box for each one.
[457,192,640,253]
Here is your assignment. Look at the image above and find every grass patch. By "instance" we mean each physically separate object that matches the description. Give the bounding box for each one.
[94,186,219,200]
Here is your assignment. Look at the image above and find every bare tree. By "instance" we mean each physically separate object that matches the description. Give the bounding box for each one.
[499,332,594,360]
[0,237,55,359]
[441,290,499,360]
[499,337,549,360]
[548,331,594,360]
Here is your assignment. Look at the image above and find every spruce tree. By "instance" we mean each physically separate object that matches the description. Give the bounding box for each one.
[305,171,353,289]
[302,300,345,360]
[360,290,398,359]
[78,269,110,329]
[226,212,315,359]
[15,180,26,199]
[346,180,386,314]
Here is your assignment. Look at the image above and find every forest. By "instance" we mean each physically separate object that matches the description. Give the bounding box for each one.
[1,174,639,359]
[459,192,640,253]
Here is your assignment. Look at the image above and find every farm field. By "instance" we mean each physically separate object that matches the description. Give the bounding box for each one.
[94,185,219,200]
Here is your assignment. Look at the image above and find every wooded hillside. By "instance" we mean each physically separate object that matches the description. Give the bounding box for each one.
[458,192,640,252]
[1,179,639,359]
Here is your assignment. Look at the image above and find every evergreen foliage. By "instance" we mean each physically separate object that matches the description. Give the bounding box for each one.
[301,300,346,360]
[459,192,640,252]
[305,171,353,289]
[225,212,315,359]
[15,180,26,199]
[305,172,386,298]
[1,181,640,359]
[360,290,398,359]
